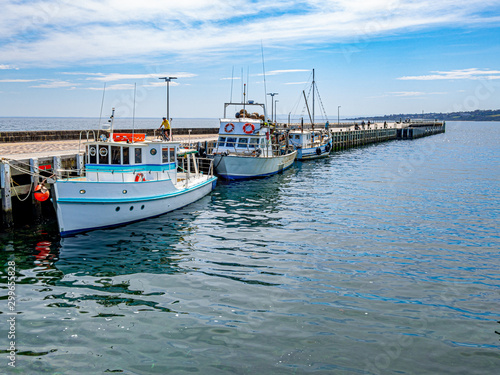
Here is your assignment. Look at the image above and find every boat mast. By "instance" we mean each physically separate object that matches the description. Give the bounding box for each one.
[312,69,315,126]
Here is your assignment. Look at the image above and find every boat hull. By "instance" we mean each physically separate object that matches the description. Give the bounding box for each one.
[53,176,217,236]
[296,143,331,161]
[213,151,296,180]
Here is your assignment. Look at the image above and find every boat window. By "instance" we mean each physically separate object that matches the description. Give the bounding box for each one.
[260,138,266,148]
[226,137,237,148]
[294,135,300,140]
[218,136,226,147]
[162,148,169,163]
[88,145,97,164]
[249,138,259,149]
[111,146,121,164]
[123,147,129,164]
[135,148,142,164]
[237,138,249,148]
[99,146,109,164]
[169,148,175,162]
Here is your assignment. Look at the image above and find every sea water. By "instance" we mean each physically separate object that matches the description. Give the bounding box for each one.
[0,117,219,132]
[0,121,499,374]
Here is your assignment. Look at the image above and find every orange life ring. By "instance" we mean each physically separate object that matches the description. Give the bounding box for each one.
[224,123,235,133]
[243,123,255,134]
[34,184,50,202]
[135,173,146,182]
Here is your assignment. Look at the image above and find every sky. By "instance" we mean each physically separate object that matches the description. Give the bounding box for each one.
[1,0,500,121]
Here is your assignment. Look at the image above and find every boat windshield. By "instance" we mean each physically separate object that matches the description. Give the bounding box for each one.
[237,138,248,148]
[249,138,259,149]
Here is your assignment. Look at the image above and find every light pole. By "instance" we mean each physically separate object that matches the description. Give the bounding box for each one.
[337,105,341,126]
[159,76,177,124]
[267,92,278,125]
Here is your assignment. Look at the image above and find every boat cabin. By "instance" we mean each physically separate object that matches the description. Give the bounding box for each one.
[288,130,325,149]
[84,134,179,182]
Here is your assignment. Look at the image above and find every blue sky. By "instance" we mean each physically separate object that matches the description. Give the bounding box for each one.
[1,0,499,120]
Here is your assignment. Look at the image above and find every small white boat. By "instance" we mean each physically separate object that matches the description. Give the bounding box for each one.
[288,129,332,160]
[289,69,332,160]
[52,125,217,236]
[212,101,296,180]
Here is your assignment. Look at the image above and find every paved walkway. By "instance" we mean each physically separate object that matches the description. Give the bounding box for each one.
[0,134,218,160]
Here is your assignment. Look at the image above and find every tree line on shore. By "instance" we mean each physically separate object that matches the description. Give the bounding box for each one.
[349,109,500,122]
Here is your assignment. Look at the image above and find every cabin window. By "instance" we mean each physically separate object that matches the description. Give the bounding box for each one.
[122,147,129,164]
[111,146,121,164]
[260,139,266,148]
[135,148,142,164]
[99,146,109,164]
[88,145,97,164]
[249,138,259,149]
[218,137,226,147]
[237,138,249,148]
[169,148,175,162]
[294,135,300,140]
[226,137,237,148]
[162,148,169,163]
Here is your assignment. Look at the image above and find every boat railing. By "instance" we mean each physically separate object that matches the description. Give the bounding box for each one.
[55,168,174,183]
[215,140,290,157]
[177,156,214,178]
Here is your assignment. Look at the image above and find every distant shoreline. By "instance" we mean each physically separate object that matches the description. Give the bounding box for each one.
[347,109,500,122]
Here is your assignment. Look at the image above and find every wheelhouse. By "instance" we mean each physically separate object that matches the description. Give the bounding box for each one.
[84,137,179,182]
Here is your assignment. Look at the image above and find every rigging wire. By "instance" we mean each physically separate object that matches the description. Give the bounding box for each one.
[261,41,268,111]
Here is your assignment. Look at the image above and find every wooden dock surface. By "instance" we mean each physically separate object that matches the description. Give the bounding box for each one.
[0,134,219,159]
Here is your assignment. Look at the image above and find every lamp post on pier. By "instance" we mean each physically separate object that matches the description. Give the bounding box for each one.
[267,92,278,125]
[274,100,279,124]
[159,76,177,124]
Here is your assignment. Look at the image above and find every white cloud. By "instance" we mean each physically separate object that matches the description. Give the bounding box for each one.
[0,64,18,70]
[398,68,500,80]
[0,78,36,82]
[87,83,136,90]
[30,80,77,88]
[265,69,310,76]
[369,91,447,98]
[0,1,498,67]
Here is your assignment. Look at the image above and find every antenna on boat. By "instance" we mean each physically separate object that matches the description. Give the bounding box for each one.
[230,66,234,102]
[261,41,268,110]
[243,83,246,114]
[241,68,244,103]
[109,107,115,140]
[246,66,249,102]
[132,82,136,143]
[97,83,106,140]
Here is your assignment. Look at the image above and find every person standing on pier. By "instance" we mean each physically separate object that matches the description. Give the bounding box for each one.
[159,117,171,141]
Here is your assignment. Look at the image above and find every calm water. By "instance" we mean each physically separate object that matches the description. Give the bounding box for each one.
[1,121,499,374]
[0,117,219,132]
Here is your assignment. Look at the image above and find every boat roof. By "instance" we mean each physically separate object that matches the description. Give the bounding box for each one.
[84,139,180,147]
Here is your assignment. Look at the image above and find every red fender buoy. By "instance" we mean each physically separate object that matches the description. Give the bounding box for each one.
[34,184,50,202]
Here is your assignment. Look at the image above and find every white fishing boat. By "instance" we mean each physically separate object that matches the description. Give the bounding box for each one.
[288,129,332,160]
[52,110,217,236]
[212,101,296,180]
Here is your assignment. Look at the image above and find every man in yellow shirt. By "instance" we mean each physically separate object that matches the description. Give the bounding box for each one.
[159,117,171,140]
